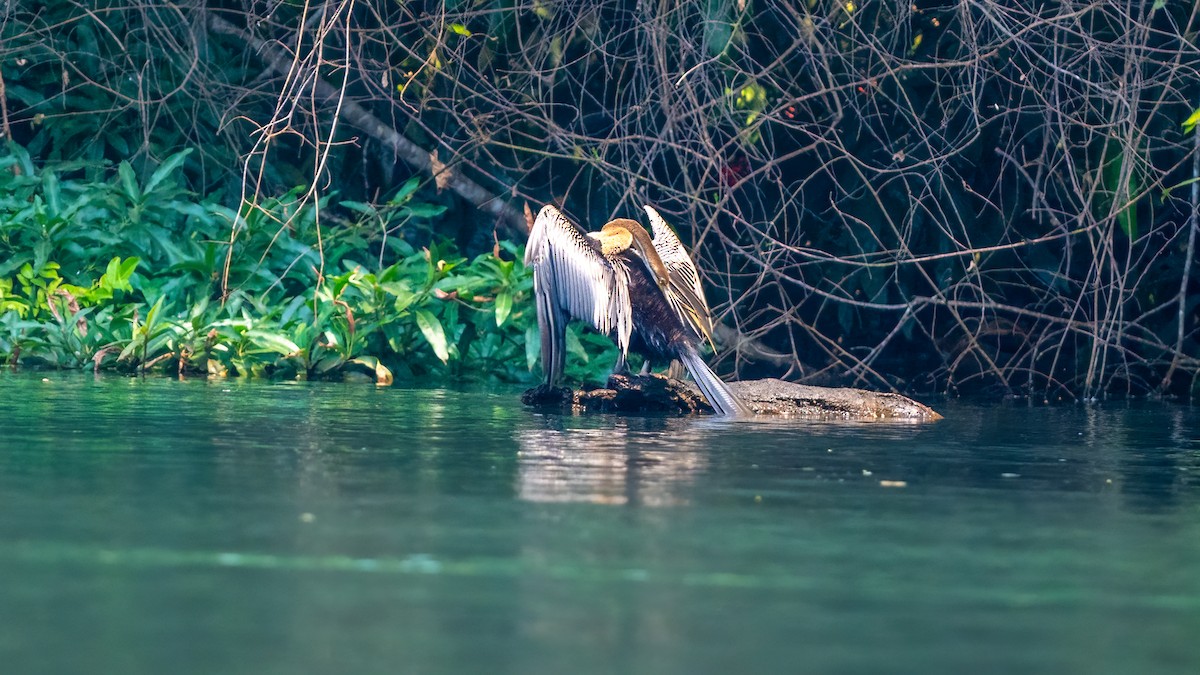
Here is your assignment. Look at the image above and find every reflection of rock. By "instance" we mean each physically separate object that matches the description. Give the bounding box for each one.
[516,419,708,506]
[523,375,943,420]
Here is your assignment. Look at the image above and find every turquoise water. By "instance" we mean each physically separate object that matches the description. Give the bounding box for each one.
[0,373,1197,674]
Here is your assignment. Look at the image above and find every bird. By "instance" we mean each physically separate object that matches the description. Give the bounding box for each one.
[524,203,750,417]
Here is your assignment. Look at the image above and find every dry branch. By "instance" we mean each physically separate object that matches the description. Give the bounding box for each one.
[206,12,528,240]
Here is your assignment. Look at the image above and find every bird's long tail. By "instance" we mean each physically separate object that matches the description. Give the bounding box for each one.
[678,349,752,417]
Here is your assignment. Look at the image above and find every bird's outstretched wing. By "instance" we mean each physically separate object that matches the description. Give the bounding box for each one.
[525,205,632,383]
[642,205,716,349]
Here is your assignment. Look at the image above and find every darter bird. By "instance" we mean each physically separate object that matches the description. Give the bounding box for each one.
[524,204,750,417]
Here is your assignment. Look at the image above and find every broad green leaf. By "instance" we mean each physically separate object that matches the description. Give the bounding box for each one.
[42,172,61,216]
[1117,193,1138,240]
[1162,176,1200,201]
[340,200,376,215]
[314,355,344,374]
[39,261,61,279]
[145,148,192,193]
[415,309,450,362]
[565,327,588,363]
[388,177,422,206]
[99,257,136,293]
[1100,138,1140,239]
[495,291,512,327]
[389,285,415,314]
[107,131,131,156]
[118,161,141,202]
[406,203,448,218]
[379,280,410,297]
[279,294,310,325]
[104,257,122,281]
[117,339,141,363]
[145,295,165,329]
[119,256,140,279]
[525,324,539,371]
[145,330,178,356]
[1183,107,1200,134]
[0,253,29,278]
[246,330,302,356]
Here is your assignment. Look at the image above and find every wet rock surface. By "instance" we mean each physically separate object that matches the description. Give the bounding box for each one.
[523,374,943,420]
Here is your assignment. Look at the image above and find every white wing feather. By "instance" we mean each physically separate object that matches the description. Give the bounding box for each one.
[526,205,632,382]
[642,205,716,346]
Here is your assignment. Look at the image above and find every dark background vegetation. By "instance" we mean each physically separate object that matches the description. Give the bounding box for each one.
[1,0,1198,399]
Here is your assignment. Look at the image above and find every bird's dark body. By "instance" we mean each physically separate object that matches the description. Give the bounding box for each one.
[618,254,699,365]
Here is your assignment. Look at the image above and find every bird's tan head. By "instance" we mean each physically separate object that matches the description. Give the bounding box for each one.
[599,218,669,289]
[596,219,634,256]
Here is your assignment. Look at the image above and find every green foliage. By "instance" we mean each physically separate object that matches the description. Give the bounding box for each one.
[1096,137,1145,240]
[1182,107,1200,134]
[0,146,617,384]
[0,2,324,204]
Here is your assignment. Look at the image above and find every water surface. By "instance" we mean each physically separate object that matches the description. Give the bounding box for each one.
[0,373,1197,674]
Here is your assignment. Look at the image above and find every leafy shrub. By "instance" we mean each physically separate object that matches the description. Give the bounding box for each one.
[0,145,617,384]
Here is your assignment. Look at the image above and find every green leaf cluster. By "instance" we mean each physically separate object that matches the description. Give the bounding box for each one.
[0,146,616,384]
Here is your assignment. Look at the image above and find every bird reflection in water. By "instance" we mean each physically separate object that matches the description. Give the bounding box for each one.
[516,417,718,506]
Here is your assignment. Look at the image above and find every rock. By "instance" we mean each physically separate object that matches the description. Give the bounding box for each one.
[730,378,942,420]
[522,374,710,414]
[522,375,942,420]
[520,383,574,407]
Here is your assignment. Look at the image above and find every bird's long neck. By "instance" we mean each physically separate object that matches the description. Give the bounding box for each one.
[601,219,669,288]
